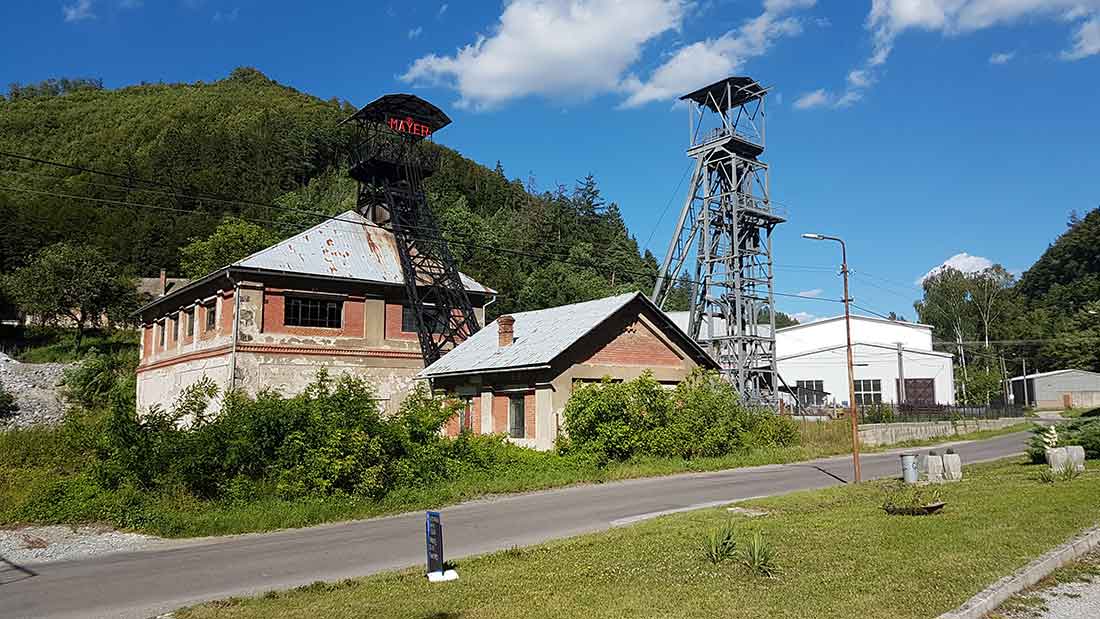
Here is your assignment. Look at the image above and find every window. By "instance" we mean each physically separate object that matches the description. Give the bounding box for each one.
[168,317,176,342]
[459,397,474,432]
[796,380,826,406]
[185,308,195,337]
[204,302,216,332]
[284,296,343,328]
[158,321,165,347]
[401,304,447,334]
[854,379,883,406]
[508,396,525,439]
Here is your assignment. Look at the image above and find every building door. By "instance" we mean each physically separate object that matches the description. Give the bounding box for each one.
[899,378,935,405]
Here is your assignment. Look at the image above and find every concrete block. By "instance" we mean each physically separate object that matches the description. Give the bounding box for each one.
[1046,447,1069,473]
[1066,445,1086,472]
[942,453,963,481]
[921,453,944,482]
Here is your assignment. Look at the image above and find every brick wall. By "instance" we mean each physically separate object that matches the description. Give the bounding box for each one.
[142,325,153,358]
[584,320,683,367]
[221,291,235,333]
[524,392,536,439]
[492,394,508,434]
[384,302,417,341]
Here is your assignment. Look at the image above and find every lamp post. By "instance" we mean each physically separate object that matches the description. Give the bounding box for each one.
[802,233,862,483]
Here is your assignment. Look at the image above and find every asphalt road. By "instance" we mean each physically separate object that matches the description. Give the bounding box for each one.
[0,431,1033,619]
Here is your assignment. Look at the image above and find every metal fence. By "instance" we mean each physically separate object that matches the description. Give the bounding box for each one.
[856,403,1026,424]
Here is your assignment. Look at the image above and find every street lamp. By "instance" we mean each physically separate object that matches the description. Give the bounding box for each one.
[802,232,862,483]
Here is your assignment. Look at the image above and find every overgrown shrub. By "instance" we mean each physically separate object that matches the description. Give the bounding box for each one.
[881,481,942,512]
[861,403,895,424]
[63,348,138,409]
[562,369,799,462]
[94,373,468,501]
[740,532,780,577]
[1027,419,1100,464]
[0,382,16,418]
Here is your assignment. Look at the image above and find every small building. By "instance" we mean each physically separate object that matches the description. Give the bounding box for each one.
[134,210,494,414]
[418,292,719,451]
[1008,369,1100,410]
[775,315,956,409]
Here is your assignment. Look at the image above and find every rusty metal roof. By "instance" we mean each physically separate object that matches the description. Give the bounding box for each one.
[232,210,493,293]
[419,292,717,379]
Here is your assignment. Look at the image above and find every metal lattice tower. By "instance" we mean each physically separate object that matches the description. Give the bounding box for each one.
[651,77,784,408]
[342,94,480,366]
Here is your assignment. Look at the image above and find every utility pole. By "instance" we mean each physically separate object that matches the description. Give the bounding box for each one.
[896,342,906,406]
[803,233,861,483]
[1022,357,1030,408]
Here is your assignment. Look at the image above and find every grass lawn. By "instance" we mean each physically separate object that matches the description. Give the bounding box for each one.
[178,458,1100,619]
[0,420,1034,538]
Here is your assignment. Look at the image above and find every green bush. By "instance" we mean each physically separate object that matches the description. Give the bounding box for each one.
[562,369,799,462]
[861,403,895,424]
[63,347,139,409]
[1027,419,1100,464]
[0,382,16,418]
[703,521,738,564]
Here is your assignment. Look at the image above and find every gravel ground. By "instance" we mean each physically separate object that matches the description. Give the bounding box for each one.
[0,352,72,429]
[0,525,162,565]
[995,550,1100,619]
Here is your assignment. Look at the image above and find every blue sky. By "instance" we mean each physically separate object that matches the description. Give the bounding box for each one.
[3,0,1099,322]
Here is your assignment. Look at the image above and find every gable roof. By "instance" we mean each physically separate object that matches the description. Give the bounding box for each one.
[776,314,932,333]
[1009,369,1100,381]
[419,292,717,378]
[136,211,492,316]
[231,210,492,293]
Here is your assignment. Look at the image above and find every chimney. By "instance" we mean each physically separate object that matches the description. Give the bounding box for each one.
[159,269,167,296]
[497,315,515,347]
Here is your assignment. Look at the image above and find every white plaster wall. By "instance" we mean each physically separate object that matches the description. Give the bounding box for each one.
[778,343,954,405]
[776,317,934,357]
[136,354,231,414]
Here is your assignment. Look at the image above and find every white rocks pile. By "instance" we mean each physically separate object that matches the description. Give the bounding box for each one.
[0,525,161,565]
[0,353,72,429]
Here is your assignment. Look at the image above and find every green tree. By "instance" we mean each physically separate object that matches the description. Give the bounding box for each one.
[179,217,282,279]
[4,243,137,349]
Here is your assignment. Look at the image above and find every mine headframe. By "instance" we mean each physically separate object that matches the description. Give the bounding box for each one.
[342,94,480,366]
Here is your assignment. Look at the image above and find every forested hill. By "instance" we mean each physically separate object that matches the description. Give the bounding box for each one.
[0,67,658,317]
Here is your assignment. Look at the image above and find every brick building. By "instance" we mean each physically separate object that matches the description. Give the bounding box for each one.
[134,210,493,414]
[419,292,719,450]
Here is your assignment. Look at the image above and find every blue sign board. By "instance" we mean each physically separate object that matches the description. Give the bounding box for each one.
[425,511,444,574]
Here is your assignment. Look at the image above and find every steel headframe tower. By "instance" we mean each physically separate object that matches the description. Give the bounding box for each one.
[651,77,785,408]
[342,94,480,366]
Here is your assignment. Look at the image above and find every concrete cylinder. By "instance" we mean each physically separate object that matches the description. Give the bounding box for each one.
[901,454,919,484]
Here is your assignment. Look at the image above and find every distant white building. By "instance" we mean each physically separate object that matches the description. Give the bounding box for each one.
[776,316,955,408]
[665,312,956,408]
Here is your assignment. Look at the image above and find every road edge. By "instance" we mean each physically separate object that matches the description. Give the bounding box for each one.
[937,524,1100,619]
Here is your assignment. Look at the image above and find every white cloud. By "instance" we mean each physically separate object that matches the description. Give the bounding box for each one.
[621,0,815,107]
[213,8,239,23]
[989,50,1015,64]
[793,88,829,109]
[438,3,448,18]
[797,288,824,298]
[791,311,819,323]
[1063,17,1100,59]
[918,252,995,284]
[809,1,1100,109]
[402,0,686,110]
[63,0,95,22]
[408,26,423,39]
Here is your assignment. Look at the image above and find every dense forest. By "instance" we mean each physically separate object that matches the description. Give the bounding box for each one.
[0,67,663,319]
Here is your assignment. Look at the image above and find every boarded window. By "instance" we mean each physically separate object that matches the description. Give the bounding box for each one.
[854,379,883,406]
[899,378,935,405]
[285,297,343,329]
[508,396,525,439]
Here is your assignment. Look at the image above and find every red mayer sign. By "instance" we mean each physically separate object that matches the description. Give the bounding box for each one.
[388,116,432,138]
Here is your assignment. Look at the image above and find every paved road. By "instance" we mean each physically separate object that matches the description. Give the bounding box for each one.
[0,431,1033,619]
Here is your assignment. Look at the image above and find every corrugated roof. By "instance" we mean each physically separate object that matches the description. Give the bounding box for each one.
[419,292,642,377]
[1010,369,1100,381]
[232,210,492,293]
